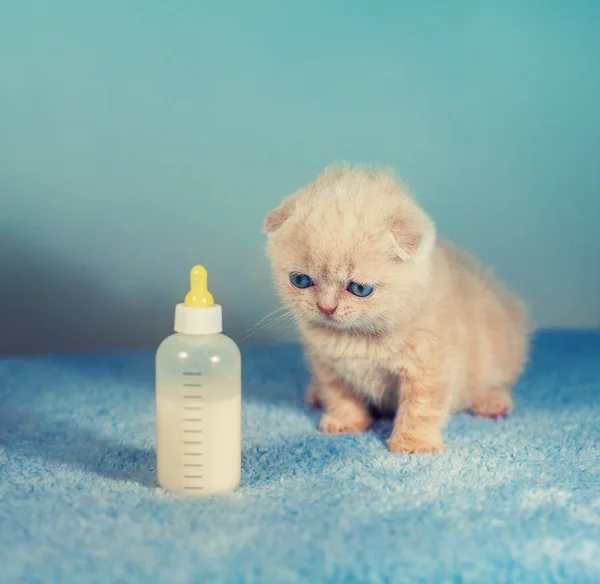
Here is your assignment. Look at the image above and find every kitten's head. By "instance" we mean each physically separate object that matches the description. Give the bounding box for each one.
[263,166,436,335]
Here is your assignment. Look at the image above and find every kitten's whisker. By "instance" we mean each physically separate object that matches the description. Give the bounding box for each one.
[247,315,300,339]
[242,306,295,340]
[245,306,289,334]
[256,312,295,332]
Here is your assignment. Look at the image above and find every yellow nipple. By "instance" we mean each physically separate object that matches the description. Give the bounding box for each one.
[184,265,214,308]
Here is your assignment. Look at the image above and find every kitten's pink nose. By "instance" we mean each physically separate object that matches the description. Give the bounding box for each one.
[318,304,337,317]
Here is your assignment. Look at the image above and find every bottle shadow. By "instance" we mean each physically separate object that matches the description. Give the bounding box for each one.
[0,405,157,489]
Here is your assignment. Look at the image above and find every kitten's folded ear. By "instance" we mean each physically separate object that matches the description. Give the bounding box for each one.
[389,215,434,261]
[263,197,297,235]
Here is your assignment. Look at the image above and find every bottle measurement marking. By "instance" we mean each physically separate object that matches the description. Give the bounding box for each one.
[182,380,204,490]
[177,303,206,492]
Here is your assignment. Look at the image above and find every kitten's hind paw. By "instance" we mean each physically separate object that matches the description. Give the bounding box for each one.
[470,391,513,419]
[318,413,370,434]
[305,384,323,409]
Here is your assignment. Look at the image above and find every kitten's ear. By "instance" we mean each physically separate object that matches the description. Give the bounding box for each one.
[263,197,296,235]
[389,217,425,261]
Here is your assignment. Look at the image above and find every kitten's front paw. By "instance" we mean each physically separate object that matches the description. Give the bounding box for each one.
[319,413,370,434]
[386,433,447,454]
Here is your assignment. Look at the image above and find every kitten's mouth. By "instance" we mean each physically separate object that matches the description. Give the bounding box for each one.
[315,314,345,329]
[309,312,388,336]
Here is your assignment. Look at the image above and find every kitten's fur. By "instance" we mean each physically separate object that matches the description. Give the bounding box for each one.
[263,166,528,453]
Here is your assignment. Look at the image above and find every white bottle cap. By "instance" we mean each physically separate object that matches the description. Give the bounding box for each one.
[174,303,222,335]
[173,265,223,335]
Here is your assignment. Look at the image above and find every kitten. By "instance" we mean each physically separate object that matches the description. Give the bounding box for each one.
[263,166,528,454]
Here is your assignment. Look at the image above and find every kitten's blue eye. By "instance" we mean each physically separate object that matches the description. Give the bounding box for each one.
[347,282,374,298]
[290,273,314,289]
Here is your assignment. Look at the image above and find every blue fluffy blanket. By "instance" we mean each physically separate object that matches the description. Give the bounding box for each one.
[1,330,599,583]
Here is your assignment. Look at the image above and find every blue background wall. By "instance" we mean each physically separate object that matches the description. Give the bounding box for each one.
[1,0,599,354]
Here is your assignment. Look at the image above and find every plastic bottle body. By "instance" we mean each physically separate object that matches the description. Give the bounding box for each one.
[156,332,241,496]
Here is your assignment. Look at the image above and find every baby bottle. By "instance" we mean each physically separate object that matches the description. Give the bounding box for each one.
[156,265,241,496]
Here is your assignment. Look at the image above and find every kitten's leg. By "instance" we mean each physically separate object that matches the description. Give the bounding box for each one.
[470,389,513,418]
[387,371,450,454]
[307,356,372,433]
[318,379,373,434]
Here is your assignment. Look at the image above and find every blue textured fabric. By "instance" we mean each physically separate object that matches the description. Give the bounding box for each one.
[1,330,599,583]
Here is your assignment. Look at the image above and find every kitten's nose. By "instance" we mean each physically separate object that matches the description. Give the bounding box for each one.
[318,304,337,317]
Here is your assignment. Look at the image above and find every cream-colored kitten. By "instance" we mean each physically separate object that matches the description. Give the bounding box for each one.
[263,166,528,454]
